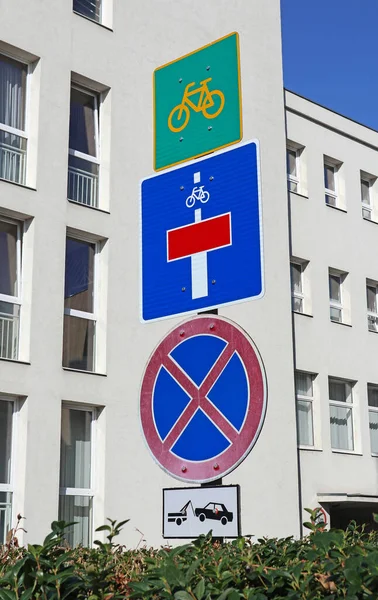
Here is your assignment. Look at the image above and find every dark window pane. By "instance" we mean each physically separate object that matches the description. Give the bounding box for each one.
[60,408,91,488]
[69,88,97,156]
[0,55,26,130]
[73,0,101,22]
[64,238,95,313]
[0,401,12,484]
[63,315,95,371]
[368,385,378,408]
[0,221,17,296]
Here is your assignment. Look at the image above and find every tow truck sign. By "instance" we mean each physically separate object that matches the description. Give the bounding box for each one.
[163,485,240,538]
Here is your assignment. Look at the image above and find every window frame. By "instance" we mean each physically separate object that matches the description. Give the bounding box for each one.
[361,176,372,220]
[290,261,304,313]
[328,377,355,452]
[287,146,300,193]
[0,396,19,544]
[295,371,315,448]
[324,160,338,207]
[68,84,100,208]
[0,217,23,360]
[329,270,343,323]
[366,281,378,333]
[0,52,31,186]
[59,404,96,546]
[63,234,99,372]
[367,384,378,456]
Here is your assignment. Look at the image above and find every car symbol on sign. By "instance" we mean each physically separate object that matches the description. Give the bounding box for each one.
[194,502,233,525]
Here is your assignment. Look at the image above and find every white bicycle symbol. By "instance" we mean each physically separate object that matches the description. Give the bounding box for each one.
[185,185,210,208]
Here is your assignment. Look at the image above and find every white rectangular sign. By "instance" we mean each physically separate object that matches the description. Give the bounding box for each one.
[163,485,240,539]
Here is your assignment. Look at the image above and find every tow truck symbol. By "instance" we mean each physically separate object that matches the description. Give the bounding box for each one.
[168,501,233,526]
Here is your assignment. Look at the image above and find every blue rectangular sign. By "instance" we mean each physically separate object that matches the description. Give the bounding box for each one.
[140,140,263,322]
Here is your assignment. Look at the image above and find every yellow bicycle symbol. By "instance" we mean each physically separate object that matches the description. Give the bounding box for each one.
[168,77,225,133]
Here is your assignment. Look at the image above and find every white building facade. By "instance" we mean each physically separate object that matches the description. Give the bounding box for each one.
[287,91,378,530]
[0,0,375,548]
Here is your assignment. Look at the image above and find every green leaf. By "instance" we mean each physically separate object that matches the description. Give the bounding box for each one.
[195,578,205,600]
[174,592,193,600]
[217,589,237,600]
[95,525,112,532]
[20,591,34,600]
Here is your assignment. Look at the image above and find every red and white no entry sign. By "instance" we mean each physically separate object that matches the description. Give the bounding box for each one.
[140,315,267,483]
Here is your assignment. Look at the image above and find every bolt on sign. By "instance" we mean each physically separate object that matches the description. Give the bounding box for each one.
[154,32,242,171]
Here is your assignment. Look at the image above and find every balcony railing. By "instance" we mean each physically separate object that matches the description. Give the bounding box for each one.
[0,496,12,544]
[68,165,99,208]
[0,312,19,360]
[0,139,26,185]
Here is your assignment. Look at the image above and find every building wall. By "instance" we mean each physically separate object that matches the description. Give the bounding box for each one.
[0,0,300,547]
[286,90,378,522]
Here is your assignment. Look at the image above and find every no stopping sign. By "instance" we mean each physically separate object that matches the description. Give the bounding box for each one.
[140,315,267,483]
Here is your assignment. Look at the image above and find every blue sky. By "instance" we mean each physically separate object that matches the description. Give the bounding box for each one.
[281,0,378,130]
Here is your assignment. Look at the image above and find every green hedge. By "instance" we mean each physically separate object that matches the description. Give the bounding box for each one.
[1,509,378,599]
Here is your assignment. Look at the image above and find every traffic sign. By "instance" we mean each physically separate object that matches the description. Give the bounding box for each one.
[140,315,267,483]
[154,32,242,171]
[163,485,240,538]
[141,140,263,322]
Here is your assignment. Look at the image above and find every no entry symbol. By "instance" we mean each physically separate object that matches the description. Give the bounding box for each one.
[140,315,267,483]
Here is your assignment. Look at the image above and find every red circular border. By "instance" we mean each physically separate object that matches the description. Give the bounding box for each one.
[140,315,267,483]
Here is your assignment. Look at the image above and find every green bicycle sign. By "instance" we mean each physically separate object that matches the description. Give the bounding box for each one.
[154,32,242,171]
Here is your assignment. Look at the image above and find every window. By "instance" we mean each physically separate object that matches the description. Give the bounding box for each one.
[0,399,14,543]
[0,218,22,360]
[368,384,378,455]
[361,177,372,220]
[295,372,314,446]
[324,161,338,207]
[63,237,97,371]
[73,0,101,23]
[68,86,100,208]
[0,54,28,185]
[329,270,343,323]
[287,147,299,192]
[59,406,94,546]
[366,281,378,332]
[290,262,304,312]
[329,378,354,451]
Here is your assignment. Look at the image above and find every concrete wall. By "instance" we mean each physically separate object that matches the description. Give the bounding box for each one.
[0,0,300,547]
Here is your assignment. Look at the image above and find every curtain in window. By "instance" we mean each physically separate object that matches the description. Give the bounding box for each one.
[297,399,313,446]
[361,180,370,204]
[0,401,12,484]
[324,164,335,191]
[0,221,17,297]
[330,405,353,450]
[60,408,91,489]
[287,150,296,177]
[59,495,92,547]
[329,275,341,303]
[329,380,348,402]
[369,411,378,455]
[0,56,25,130]
[367,286,377,313]
[69,89,96,157]
[295,372,312,396]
